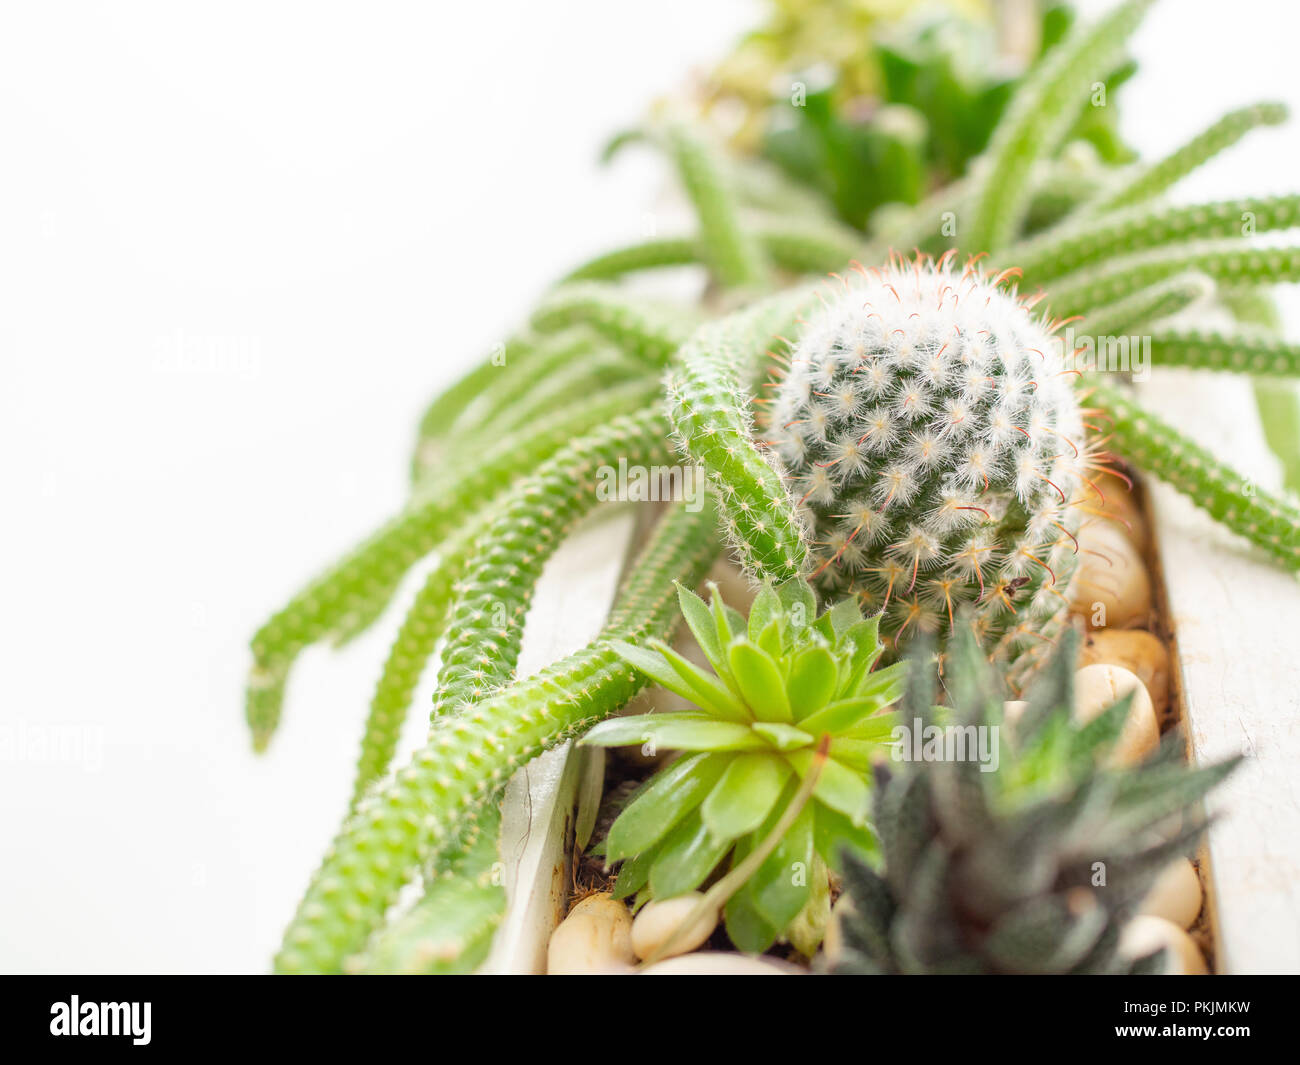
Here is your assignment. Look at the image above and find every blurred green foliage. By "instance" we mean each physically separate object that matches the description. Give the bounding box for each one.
[712,2,1135,230]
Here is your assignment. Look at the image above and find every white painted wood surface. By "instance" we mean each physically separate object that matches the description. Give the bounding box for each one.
[1139,370,1300,975]
[480,506,640,974]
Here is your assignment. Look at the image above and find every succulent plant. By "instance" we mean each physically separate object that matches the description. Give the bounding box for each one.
[831,625,1238,975]
[759,1,1135,230]
[763,253,1089,666]
[580,576,899,953]
[250,0,1300,973]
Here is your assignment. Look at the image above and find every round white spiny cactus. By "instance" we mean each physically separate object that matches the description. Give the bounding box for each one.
[764,253,1090,665]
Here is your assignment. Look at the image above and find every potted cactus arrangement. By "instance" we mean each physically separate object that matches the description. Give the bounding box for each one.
[249,0,1300,975]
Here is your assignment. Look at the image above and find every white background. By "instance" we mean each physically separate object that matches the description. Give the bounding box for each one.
[2,0,1298,973]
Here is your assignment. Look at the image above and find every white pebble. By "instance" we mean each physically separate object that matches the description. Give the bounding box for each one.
[1120,915,1209,975]
[639,951,803,975]
[1079,629,1171,722]
[1069,520,1152,630]
[547,893,636,975]
[1073,664,1160,767]
[631,892,718,961]
[1139,858,1203,930]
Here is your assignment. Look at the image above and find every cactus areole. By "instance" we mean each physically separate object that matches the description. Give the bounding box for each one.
[765,254,1089,664]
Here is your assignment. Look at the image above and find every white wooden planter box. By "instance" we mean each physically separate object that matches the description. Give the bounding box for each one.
[1138,373,1300,975]
[484,374,1300,975]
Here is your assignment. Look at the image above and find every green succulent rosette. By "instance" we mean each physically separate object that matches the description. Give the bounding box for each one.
[581,576,901,952]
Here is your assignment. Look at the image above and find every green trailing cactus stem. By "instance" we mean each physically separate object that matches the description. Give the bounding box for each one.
[249,0,1300,972]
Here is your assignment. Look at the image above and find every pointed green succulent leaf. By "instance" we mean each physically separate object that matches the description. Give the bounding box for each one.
[747,799,815,933]
[1072,690,1136,765]
[606,752,732,861]
[799,693,893,738]
[580,711,704,747]
[1109,754,1242,837]
[611,845,657,901]
[581,713,766,752]
[830,735,894,771]
[649,811,737,898]
[826,595,865,639]
[756,617,787,662]
[984,895,1108,975]
[751,721,815,751]
[747,583,782,644]
[728,639,794,722]
[705,583,750,667]
[786,644,839,719]
[815,804,879,872]
[786,751,870,823]
[811,611,836,643]
[701,752,793,843]
[648,639,750,723]
[1022,626,1079,731]
[841,707,901,744]
[723,877,782,955]
[608,640,707,706]
[674,581,727,674]
[853,660,908,704]
[840,620,887,696]
[776,578,817,634]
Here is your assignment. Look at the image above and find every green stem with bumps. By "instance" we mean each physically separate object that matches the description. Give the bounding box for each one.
[1090,380,1300,570]
[1147,327,1300,377]
[563,222,862,284]
[356,804,505,974]
[666,288,814,581]
[531,282,694,364]
[433,409,672,715]
[564,237,699,282]
[1048,242,1300,321]
[274,499,721,973]
[1088,101,1289,214]
[963,0,1153,254]
[477,348,649,440]
[347,508,498,809]
[664,121,772,289]
[404,412,675,969]
[1081,273,1211,338]
[245,380,657,750]
[410,333,537,484]
[1008,195,1300,285]
[439,329,598,440]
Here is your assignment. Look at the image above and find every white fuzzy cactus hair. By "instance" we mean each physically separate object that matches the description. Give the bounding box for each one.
[763,252,1092,665]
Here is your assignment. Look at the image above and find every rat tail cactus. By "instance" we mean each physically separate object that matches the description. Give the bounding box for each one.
[249,0,1300,972]
[761,253,1093,665]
